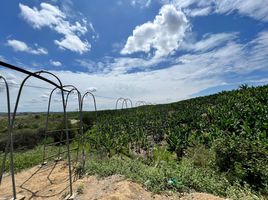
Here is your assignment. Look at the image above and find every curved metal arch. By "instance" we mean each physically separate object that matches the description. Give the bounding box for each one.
[116,97,133,110]
[81,91,97,114]
[135,101,147,107]
[64,85,84,166]
[10,70,65,126]
[115,97,125,110]
[122,98,128,109]
[9,71,74,198]
[123,98,133,109]
[81,91,98,168]
[0,61,64,89]
[0,76,16,198]
[64,85,81,107]
[42,85,74,162]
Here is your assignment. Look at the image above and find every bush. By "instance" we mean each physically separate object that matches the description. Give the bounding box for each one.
[84,154,265,199]
[213,135,268,193]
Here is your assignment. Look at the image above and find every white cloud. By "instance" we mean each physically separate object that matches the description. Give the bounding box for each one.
[185,7,212,17]
[1,31,268,112]
[131,0,152,8]
[54,34,90,54]
[76,56,164,74]
[173,0,268,21]
[117,0,151,8]
[86,87,97,92]
[7,39,48,55]
[80,31,268,77]
[50,60,62,67]
[121,4,188,58]
[19,3,90,54]
[176,31,268,76]
[0,73,19,93]
[181,32,238,52]
[0,55,6,62]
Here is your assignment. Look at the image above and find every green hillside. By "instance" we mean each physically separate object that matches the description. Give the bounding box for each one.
[1,85,267,199]
[83,85,268,199]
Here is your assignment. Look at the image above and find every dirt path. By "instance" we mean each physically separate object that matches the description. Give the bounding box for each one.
[0,162,226,200]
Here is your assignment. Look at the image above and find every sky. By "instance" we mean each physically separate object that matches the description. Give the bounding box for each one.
[0,0,268,112]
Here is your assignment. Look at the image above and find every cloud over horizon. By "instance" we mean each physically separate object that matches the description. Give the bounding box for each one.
[0,0,267,111]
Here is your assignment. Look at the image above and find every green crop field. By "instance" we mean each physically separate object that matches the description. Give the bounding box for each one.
[83,84,268,199]
[1,85,268,199]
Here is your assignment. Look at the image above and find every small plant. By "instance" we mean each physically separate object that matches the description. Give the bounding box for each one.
[77,183,84,195]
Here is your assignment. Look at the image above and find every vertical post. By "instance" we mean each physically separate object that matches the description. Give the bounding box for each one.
[0,77,16,199]
[61,89,73,197]
[43,87,57,163]
[81,91,98,169]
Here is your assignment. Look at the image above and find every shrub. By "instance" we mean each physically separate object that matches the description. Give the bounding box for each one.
[213,135,268,193]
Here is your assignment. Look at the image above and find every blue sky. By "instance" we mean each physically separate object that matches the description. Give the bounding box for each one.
[0,0,268,111]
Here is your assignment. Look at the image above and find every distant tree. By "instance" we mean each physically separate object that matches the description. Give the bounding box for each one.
[239,84,249,90]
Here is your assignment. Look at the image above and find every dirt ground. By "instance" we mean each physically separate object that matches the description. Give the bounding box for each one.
[0,162,226,200]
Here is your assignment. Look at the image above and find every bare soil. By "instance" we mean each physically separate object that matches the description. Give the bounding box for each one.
[0,162,226,200]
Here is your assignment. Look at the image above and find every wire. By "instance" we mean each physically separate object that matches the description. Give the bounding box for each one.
[0,81,53,90]
[0,82,120,101]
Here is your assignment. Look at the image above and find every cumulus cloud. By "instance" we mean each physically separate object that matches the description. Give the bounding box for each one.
[7,39,48,55]
[19,3,90,54]
[50,60,62,67]
[80,31,268,77]
[54,34,90,54]
[121,4,188,58]
[173,0,268,21]
[1,31,268,112]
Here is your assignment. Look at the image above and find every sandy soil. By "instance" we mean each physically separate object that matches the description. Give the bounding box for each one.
[0,162,226,200]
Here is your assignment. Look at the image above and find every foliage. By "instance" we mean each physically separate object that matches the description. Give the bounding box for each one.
[1,84,268,199]
[85,154,266,199]
[84,85,268,196]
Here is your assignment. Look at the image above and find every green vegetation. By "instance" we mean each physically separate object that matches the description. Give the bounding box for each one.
[83,85,268,199]
[85,154,265,200]
[1,85,267,199]
[0,113,78,151]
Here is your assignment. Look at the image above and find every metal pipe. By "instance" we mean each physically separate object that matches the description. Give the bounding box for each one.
[115,97,125,110]
[0,61,63,90]
[125,98,133,108]
[81,91,98,168]
[63,85,83,197]
[8,70,70,199]
[0,76,15,198]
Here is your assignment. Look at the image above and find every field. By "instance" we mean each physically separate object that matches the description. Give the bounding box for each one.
[1,85,268,199]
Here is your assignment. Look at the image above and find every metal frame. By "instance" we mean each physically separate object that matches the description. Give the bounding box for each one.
[115,97,133,109]
[63,85,83,196]
[135,101,147,107]
[0,76,16,198]
[42,85,84,197]
[123,98,133,108]
[81,91,98,168]
[0,61,122,199]
[0,61,76,199]
[11,70,68,199]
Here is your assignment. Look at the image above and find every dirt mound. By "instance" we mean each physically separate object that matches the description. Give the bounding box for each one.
[0,162,226,200]
[0,161,77,199]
